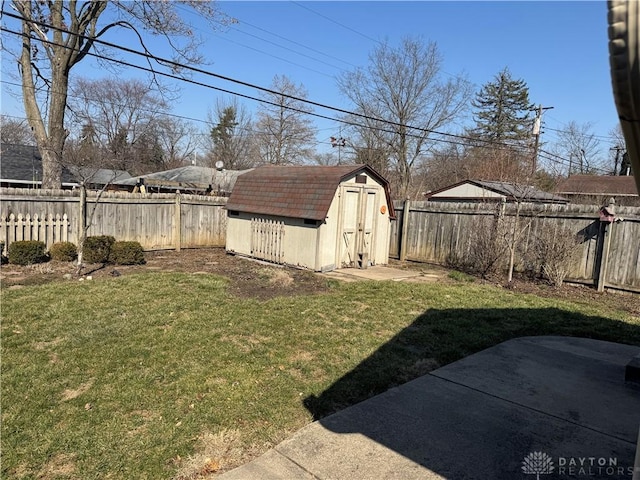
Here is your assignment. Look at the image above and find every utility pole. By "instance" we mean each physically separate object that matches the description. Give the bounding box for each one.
[531,104,554,175]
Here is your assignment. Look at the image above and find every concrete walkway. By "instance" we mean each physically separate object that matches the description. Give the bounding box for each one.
[220,336,640,479]
[321,265,446,283]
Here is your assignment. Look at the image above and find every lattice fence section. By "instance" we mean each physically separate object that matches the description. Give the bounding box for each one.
[250,218,285,264]
[0,213,69,254]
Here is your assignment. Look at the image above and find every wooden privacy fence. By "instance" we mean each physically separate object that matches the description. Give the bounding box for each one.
[391,200,640,293]
[0,188,228,252]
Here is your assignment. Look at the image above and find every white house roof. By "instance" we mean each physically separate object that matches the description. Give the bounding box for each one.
[426,179,568,204]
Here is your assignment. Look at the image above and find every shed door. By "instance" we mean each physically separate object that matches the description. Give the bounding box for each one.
[338,186,379,268]
[339,188,360,267]
[361,190,378,262]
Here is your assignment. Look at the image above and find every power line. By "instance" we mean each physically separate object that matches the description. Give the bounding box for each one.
[8,8,594,169]
[0,11,522,154]
[0,11,456,140]
[174,3,359,72]
[291,1,382,45]
[208,32,337,79]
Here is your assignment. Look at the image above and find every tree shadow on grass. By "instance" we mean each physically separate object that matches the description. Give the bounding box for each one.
[301,308,640,478]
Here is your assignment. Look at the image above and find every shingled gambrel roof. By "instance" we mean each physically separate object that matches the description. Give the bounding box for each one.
[226,164,394,221]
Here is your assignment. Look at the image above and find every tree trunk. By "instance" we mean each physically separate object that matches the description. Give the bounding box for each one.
[76,185,87,274]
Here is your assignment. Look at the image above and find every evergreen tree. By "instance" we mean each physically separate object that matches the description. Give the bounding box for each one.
[472,67,533,144]
[208,99,257,170]
[211,106,239,167]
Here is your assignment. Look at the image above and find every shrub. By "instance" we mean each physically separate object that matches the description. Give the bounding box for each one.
[49,242,78,262]
[110,241,145,265]
[448,216,504,278]
[532,226,582,288]
[0,241,6,265]
[83,235,116,264]
[8,240,47,266]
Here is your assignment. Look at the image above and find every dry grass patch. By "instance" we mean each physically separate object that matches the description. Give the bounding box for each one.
[38,453,77,479]
[173,429,245,479]
[33,336,65,350]
[26,263,56,274]
[61,379,94,401]
[262,267,294,287]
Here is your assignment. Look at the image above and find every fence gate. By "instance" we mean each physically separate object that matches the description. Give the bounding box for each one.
[250,218,285,264]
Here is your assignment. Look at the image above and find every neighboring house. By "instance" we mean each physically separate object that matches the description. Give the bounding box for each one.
[66,166,131,190]
[424,179,568,204]
[0,143,76,188]
[116,165,252,195]
[554,175,640,206]
[225,164,395,272]
[1,143,131,190]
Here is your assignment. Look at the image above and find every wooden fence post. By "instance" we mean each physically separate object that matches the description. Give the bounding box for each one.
[174,192,182,252]
[596,221,613,292]
[399,199,411,262]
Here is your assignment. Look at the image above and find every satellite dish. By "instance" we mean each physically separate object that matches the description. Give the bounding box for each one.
[215,161,224,171]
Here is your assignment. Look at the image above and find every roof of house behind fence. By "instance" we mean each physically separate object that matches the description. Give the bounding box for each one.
[425,179,568,204]
[555,175,639,197]
[226,164,394,221]
[1,143,76,185]
[116,165,252,194]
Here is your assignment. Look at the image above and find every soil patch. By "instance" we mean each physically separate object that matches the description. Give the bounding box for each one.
[0,248,331,300]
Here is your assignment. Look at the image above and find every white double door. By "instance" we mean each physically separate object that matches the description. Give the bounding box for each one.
[337,186,379,268]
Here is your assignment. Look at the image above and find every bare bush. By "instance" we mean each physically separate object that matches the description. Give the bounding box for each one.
[447,215,504,278]
[532,226,582,287]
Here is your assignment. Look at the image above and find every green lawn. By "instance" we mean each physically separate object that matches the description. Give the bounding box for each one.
[2,273,639,479]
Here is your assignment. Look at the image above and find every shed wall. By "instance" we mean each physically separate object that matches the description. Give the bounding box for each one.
[226,213,320,270]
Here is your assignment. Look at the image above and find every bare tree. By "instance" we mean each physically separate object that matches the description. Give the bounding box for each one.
[155,116,199,170]
[350,127,393,178]
[311,151,339,166]
[67,77,170,171]
[206,98,257,170]
[0,115,35,145]
[555,121,603,174]
[4,1,224,189]
[420,143,470,193]
[255,75,317,165]
[337,37,472,198]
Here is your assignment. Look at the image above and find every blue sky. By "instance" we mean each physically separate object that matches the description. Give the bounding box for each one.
[1,1,619,163]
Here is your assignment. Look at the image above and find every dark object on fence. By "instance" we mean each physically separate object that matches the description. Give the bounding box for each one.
[110,241,145,265]
[8,240,47,265]
[84,236,116,264]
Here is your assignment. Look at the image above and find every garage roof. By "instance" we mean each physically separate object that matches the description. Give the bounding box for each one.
[226,164,394,221]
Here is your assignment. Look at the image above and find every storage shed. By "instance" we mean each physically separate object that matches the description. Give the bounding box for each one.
[225,164,395,272]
